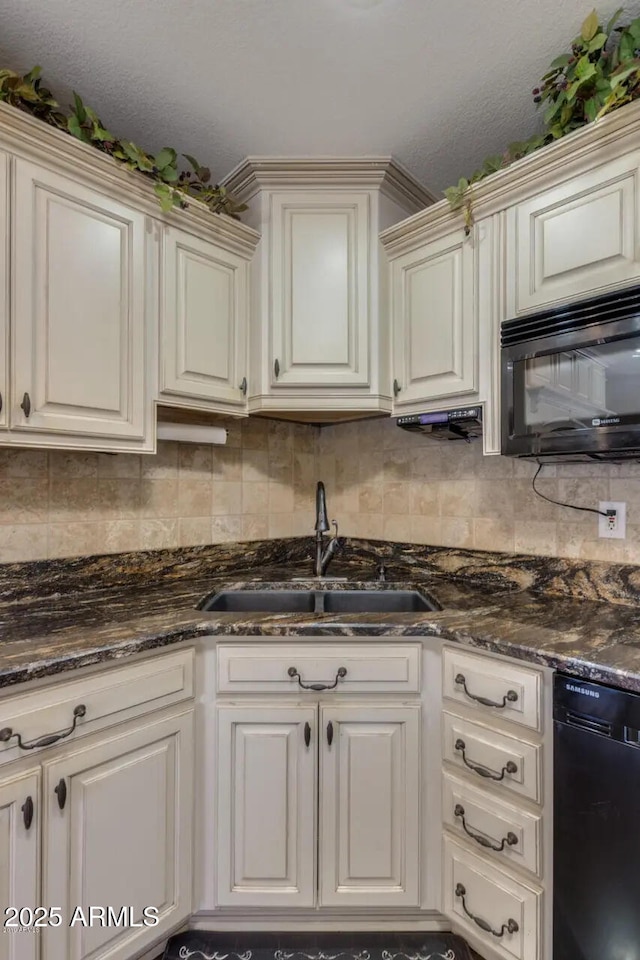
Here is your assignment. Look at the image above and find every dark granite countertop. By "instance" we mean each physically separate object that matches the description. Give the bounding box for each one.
[1,538,640,693]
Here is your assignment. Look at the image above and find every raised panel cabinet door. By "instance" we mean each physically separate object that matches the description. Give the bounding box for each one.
[512,151,640,314]
[269,192,370,388]
[11,158,150,442]
[0,152,8,433]
[216,704,316,907]
[319,703,421,907]
[392,227,476,407]
[0,769,39,960]
[161,226,248,410]
[41,710,193,960]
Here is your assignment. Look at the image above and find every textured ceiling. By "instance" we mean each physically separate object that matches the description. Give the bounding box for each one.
[1,0,639,197]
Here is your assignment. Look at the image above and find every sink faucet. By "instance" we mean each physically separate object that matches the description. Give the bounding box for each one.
[314,481,341,577]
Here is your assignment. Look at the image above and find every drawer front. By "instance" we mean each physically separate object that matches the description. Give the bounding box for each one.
[216,643,421,694]
[443,646,542,732]
[0,648,194,765]
[442,712,541,804]
[443,836,542,960]
[443,772,542,878]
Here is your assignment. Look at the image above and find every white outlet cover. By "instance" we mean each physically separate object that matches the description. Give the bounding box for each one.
[598,501,627,540]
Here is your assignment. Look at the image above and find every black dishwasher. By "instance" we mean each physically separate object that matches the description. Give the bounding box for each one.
[554,673,640,960]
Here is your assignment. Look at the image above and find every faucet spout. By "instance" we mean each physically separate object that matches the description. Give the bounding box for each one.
[315,481,330,534]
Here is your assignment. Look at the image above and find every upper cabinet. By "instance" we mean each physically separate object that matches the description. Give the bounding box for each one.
[222,158,434,419]
[10,157,155,450]
[508,149,640,315]
[388,224,476,408]
[159,221,256,415]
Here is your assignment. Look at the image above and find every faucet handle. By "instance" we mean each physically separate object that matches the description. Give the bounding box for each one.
[331,519,339,540]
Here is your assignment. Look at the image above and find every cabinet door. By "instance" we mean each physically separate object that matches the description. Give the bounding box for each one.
[216,704,316,907]
[11,158,151,444]
[0,152,8,433]
[391,227,476,407]
[319,703,421,907]
[510,151,640,314]
[0,769,39,960]
[269,192,370,388]
[41,711,193,960]
[161,226,248,411]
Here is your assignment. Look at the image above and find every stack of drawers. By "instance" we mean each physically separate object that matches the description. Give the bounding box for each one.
[440,645,549,960]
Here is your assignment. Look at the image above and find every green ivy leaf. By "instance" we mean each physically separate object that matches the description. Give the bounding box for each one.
[581,9,600,42]
[549,53,572,70]
[154,147,177,171]
[588,32,608,52]
[605,6,625,35]
[584,97,598,121]
[72,91,86,125]
[575,56,597,81]
[153,182,177,213]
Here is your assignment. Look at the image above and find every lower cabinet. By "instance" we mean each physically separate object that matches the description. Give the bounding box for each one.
[0,769,39,960]
[41,709,193,960]
[216,701,421,909]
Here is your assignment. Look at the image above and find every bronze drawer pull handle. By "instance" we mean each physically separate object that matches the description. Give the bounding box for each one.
[455,673,518,709]
[54,778,67,811]
[20,392,31,418]
[22,795,34,830]
[0,704,86,751]
[454,738,518,781]
[288,666,347,691]
[304,721,311,748]
[454,804,518,852]
[455,883,519,938]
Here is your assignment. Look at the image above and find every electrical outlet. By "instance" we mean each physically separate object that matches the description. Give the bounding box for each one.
[598,501,627,539]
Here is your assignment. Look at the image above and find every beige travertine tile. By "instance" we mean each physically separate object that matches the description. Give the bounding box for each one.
[383,449,413,481]
[438,480,476,518]
[0,523,48,562]
[382,514,414,542]
[359,483,383,514]
[316,454,336,486]
[178,479,212,518]
[48,522,103,558]
[0,479,49,524]
[211,481,242,516]
[559,477,609,505]
[97,453,141,479]
[512,478,560,522]
[335,456,360,484]
[139,519,179,551]
[140,479,179,518]
[269,483,294,514]
[242,515,270,540]
[178,517,211,546]
[212,448,242,482]
[102,519,141,553]
[411,516,442,544]
[268,514,294,538]
[383,481,410,515]
[141,441,178,478]
[49,479,97,523]
[475,480,515,520]
[473,518,515,553]
[179,443,213,478]
[98,480,141,518]
[0,449,48,478]
[514,520,558,556]
[211,515,243,542]
[242,482,269,515]
[409,481,439,517]
[439,517,474,548]
[242,449,269,482]
[49,450,98,478]
[293,453,317,488]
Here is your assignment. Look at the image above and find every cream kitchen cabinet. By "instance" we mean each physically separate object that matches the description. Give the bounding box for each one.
[222,158,433,419]
[507,149,640,316]
[159,221,257,415]
[42,709,193,960]
[0,768,39,960]
[388,224,477,409]
[215,699,421,910]
[0,151,8,434]
[8,157,156,452]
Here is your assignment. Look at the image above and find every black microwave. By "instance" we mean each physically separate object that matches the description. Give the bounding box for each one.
[501,284,640,461]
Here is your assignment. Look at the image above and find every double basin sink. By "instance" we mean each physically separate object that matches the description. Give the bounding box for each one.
[201,587,441,615]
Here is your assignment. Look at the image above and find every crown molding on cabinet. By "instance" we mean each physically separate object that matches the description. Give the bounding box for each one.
[380,99,640,258]
[221,155,436,213]
[0,101,261,259]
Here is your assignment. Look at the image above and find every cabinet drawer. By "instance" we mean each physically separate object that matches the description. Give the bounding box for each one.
[0,649,194,765]
[443,835,542,960]
[216,643,421,693]
[443,647,542,732]
[442,712,541,804]
[443,772,542,878]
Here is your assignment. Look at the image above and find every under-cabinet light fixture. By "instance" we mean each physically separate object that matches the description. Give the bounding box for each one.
[156,423,227,445]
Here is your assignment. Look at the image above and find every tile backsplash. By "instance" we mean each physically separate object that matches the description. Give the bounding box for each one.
[1,414,639,564]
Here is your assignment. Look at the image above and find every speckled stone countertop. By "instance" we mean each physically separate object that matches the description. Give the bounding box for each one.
[1,537,640,693]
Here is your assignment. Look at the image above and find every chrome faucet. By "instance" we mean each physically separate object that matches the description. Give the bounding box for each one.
[314,481,341,577]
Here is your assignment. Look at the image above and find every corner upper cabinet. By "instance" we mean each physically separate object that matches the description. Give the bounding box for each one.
[507,149,640,315]
[159,219,259,415]
[9,156,156,451]
[222,158,434,419]
[0,151,8,434]
[384,222,477,410]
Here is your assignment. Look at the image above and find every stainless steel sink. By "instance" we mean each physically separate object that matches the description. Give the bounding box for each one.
[200,587,440,614]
